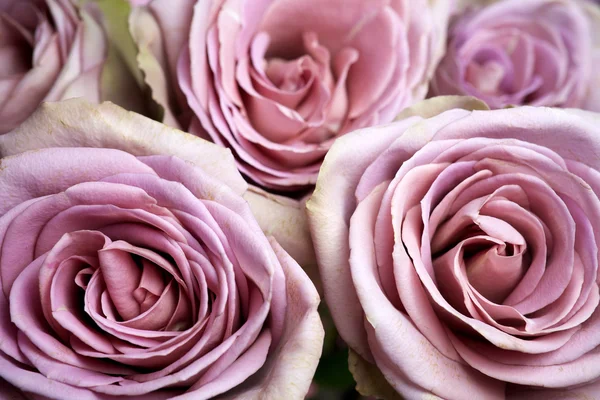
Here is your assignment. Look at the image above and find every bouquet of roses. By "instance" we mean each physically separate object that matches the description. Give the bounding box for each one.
[0,0,598,399]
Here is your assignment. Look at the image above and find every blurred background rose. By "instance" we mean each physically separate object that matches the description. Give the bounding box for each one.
[431,0,600,110]
[0,0,145,134]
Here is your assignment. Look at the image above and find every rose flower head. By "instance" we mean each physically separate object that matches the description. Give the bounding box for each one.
[0,99,323,399]
[0,0,145,135]
[308,97,600,399]
[129,0,451,191]
[431,0,600,110]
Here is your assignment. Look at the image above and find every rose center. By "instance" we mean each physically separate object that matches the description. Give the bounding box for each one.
[432,205,529,305]
[466,60,505,95]
[265,57,314,92]
[245,29,355,144]
[95,243,194,331]
[462,239,527,304]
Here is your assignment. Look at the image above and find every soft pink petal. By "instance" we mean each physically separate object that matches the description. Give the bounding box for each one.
[0,100,247,195]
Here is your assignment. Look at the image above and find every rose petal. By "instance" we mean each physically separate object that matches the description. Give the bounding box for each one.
[0,100,247,195]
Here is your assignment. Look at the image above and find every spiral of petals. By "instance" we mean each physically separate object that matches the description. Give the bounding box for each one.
[309,101,600,398]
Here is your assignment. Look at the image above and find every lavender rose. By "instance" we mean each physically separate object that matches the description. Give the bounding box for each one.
[129,0,450,190]
[0,0,145,135]
[308,97,600,399]
[0,0,103,133]
[431,0,600,110]
[0,100,323,399]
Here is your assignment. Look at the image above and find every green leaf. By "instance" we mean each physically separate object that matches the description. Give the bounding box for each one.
[314,348,356,390]
[92,0,144,86]
[77,0,149,114]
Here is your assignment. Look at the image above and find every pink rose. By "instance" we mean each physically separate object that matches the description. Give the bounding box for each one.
[0,0,146,135]
[0,100,323,399]
[0,0,103,134]
[308,97,600,399]
[129,0,450,190]
[431,0,600,110]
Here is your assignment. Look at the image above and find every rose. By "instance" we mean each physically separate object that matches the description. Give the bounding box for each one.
[0,100,323,399]
[431,0,600,110]
[308,96,600,399]
[0,99,323,399]
[128,0,451,191]
[0,0,147,135]
[0,0,105,134]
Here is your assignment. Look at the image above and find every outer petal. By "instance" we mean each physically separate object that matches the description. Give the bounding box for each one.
[582,0,600,112]
[129,0,195,126]
[432,106,600,171]
[0,99,247,195]
[0,353,171,400]
[216,238,323,399]
[307,122,413,361]
[507,379,600,399]
[0,352,104,400]
[414,0,454,98]
[243,186,319,291]
[147,0,194,93]
[394,95,490,120]
[129,5,181,127]
[0,147,154,214]
[44,5,106,102]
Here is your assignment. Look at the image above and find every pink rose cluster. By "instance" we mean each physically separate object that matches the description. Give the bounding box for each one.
[0,0,599,399]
